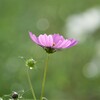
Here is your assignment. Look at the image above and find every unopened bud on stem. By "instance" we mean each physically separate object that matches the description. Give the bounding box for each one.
[26,58,36,69]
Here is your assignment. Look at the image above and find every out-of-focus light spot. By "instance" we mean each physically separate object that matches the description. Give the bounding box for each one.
[36,18,50,31]
[83,59,99,78]
[65,7,100,42]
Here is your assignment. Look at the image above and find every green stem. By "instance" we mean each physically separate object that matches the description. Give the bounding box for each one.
[40,54,49,100]
[27,69,37,100]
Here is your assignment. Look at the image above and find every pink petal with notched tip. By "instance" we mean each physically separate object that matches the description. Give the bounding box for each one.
[46,35,53,47]
[52,34,60,43]
[53,40,63,48]
[38,34,53,47]
[52,34,64,44]
[60,40,72,48]
[38,34,47,46]
[29,32,39,44]
[67,39,78,48]
[58,39,71,48]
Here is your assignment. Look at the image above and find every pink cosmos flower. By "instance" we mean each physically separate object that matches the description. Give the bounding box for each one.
[29,32,78,53]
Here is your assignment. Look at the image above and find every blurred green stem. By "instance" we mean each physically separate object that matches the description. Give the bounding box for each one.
[27,69,37,100]
[40,54,49,100]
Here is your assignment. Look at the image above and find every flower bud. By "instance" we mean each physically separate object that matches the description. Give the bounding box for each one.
[26,58,36,69]
[12,92,18,99]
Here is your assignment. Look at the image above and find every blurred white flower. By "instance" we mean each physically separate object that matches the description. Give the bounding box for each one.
[0,98,3,100]
[95,41,100,57]
[65,7,100,42]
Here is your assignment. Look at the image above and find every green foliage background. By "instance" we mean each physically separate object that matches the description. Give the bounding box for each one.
[0,0,100,100]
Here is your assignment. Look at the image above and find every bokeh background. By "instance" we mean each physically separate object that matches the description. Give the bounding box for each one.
[0,0,100,100]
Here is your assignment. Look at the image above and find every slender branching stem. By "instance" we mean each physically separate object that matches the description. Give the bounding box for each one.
[27,69,37,100]
[40,54,49,100]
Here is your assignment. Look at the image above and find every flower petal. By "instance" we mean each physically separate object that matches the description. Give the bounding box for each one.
[58,39,71,48]
[46,35,53,47]
[67,39,78,48]
[52,34,64,44]
[38,34,47,46]
[53,40,63,48]
[29,33,78,52]
[29,32,39,44]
